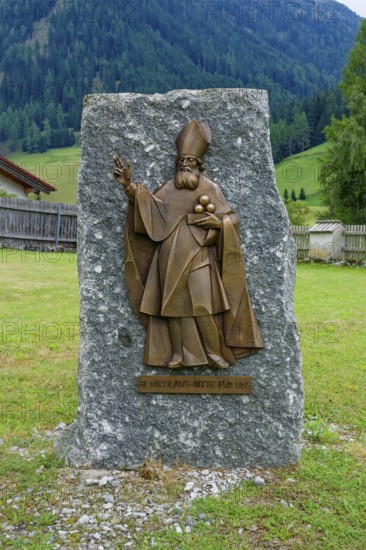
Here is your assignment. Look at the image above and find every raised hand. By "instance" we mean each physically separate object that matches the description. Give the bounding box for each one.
[113,155,131,188]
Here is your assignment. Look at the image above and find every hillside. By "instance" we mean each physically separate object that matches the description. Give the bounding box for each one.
[0,0,361,153]
[8,142,328,220]
[275,142,330,205]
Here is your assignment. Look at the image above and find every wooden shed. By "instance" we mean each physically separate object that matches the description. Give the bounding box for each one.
[309,220,345,260]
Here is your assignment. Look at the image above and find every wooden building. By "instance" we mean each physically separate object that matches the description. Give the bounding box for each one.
[308,220,345,260]
[0,155,56,198]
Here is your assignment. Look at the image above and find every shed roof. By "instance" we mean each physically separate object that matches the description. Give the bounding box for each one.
[0,155,56,195]
[309,220,344,233]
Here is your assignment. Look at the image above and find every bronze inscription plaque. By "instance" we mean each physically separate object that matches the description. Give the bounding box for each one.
[137,375,252,394]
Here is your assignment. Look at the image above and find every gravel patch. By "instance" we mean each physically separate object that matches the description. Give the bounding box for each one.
[1,454,272,547]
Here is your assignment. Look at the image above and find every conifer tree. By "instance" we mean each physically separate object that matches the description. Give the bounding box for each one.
[299,187,306,200]
[320,20,366,223]
[291,189,297,202]
[283,188,289,202]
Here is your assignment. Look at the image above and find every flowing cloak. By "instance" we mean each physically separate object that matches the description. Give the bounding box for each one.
[124,176,264,367]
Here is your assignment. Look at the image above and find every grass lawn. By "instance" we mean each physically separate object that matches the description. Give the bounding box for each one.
[0,249,79,438]
[0,252,365,547]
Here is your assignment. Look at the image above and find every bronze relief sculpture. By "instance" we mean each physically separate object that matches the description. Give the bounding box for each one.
[113,120,264,369]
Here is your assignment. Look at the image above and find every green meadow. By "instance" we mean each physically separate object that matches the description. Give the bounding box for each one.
[275,142,329,205]
[8,143,329,224]
[275,143,330,225]
[0,252,365,548]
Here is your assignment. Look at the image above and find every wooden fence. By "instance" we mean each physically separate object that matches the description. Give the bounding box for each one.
[291,224,366,261]
[291,225,310,260]
[344,225,366,260]
[0,197,77,249]
[1,199,365,260]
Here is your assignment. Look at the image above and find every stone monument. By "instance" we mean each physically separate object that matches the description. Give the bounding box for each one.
[58,89,303,468]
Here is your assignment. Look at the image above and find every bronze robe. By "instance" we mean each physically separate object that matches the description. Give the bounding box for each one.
[124,176,264,367]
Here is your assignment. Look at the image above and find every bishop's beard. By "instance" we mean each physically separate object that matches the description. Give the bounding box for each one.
[175,170,200,190]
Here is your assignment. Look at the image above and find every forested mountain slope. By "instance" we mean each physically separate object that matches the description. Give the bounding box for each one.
[0,0,361,152]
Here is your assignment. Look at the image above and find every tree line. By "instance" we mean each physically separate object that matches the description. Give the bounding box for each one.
[0,0,360,157]
[270,87,347,163]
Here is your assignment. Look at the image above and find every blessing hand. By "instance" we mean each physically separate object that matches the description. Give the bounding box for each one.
[113,155,131,188]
